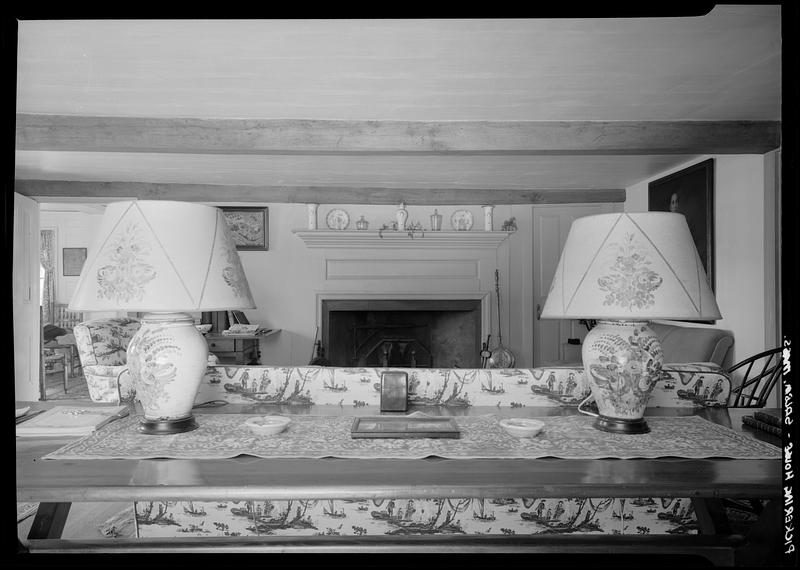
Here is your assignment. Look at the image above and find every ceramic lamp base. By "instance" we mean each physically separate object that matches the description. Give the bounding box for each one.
[137,416,198,435]
[581,320,663,434]
[127,312,209,435]
[594,415,650,434]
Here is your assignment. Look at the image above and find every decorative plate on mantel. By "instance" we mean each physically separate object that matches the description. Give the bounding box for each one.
[450,210,474,231]
[325,209,350,230]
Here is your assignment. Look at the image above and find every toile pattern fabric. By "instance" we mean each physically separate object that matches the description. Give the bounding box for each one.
[134,496,699,538]
[197,364,730,409]
[43,414,779,461]
[82,365,134,403]
[73,318,140,402]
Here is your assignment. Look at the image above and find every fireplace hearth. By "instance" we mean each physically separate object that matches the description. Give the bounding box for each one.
[321,299,482,368]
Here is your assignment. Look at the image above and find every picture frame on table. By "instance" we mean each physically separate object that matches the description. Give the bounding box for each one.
[221,207,269,251]
[648,158,714,322]
[62,247,88,276]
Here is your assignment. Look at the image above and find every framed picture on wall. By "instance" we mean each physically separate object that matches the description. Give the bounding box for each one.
[221,207,269,251]
[648,158,715,293]
[62,247,87,276]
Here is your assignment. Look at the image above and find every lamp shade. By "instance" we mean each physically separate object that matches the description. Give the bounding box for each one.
[69,201,256,312]
[541,212,720,321]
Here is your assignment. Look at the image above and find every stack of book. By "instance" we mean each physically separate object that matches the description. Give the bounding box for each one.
[742,410,783,437]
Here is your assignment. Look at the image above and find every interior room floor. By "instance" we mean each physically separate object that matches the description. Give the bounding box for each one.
[43,367,90,400]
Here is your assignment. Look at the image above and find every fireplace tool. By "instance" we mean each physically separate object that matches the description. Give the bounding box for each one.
[480,334,492,368]
[488,269,515,368]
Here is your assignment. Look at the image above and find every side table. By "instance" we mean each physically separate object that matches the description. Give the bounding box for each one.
[205,330,280,365]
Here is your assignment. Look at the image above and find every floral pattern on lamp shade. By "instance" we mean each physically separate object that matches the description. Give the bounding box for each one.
[96,222,157,303]
[598,233,663,310]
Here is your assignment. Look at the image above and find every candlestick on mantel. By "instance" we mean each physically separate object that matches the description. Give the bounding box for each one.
[307,204,319,230]
[483,205,495,231]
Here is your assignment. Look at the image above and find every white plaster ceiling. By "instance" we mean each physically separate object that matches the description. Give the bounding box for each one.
[14,7,782,201]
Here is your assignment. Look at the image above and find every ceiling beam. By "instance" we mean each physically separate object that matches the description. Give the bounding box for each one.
[16,114,781,155]
[14,180,625,205]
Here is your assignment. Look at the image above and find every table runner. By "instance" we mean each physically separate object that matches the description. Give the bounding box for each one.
[43,413,781,461]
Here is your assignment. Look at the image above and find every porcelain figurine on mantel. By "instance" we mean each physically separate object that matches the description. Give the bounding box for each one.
[501,217,517,232]
[396,202,408,231]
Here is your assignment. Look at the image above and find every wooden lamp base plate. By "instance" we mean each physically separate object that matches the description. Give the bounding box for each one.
[594,416,650,434]
[138,416,198,435]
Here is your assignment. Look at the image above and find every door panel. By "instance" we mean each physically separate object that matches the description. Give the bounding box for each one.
[532,204,619,367]
[13,193,41,401]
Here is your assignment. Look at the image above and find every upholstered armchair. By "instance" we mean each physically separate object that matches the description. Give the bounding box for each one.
[73,318,141,403]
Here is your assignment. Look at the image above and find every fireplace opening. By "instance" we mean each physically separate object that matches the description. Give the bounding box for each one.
[321,299,482,368]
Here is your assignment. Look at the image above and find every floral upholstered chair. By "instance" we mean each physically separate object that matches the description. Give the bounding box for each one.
[73,318,141,403]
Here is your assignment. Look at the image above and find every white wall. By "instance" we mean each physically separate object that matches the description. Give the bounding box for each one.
[40,210,121,321]
[40,211,104,304]
[625,153,780,404]
[202,202,532,367]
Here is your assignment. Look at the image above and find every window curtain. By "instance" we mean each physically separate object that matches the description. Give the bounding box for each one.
[40,229,55,324]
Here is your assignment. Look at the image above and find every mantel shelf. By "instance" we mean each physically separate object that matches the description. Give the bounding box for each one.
[292,230,512,249]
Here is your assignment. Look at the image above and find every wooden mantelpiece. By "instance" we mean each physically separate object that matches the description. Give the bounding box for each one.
[293,229,511,249]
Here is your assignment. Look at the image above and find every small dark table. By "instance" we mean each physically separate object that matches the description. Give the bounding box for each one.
[204,329,280,364]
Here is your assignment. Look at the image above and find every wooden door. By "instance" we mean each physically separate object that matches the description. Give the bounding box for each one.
[532,204,620,367]
[13,193,42,400]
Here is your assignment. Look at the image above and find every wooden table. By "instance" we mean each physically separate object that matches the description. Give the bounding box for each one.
[204,330,280,364]
[16,403,782,561]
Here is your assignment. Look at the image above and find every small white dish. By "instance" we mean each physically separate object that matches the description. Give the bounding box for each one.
[499,418,545,438]
[244,415,291,436]
[15,406,31,419]
[195,324,212,334]
[450,209,474,231]
[326,209,350,230]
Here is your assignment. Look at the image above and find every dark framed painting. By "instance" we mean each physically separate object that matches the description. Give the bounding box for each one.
[221,207,269,251]
[648,158,715,294]
[62,247,87,276]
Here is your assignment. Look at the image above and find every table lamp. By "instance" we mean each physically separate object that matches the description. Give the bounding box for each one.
[541,212,721,434]
[69,200,256,434]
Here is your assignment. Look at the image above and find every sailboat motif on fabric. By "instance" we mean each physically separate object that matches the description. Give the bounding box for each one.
[323,500,347,518]
[472,498,496,522]
[183,501,206,516]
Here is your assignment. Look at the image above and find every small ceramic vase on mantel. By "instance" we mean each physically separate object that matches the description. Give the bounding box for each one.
[307,203,319,230]
[483,205,495,231]
[396,202,409,231]
[430,209,443,231]
[356,215,369,230]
